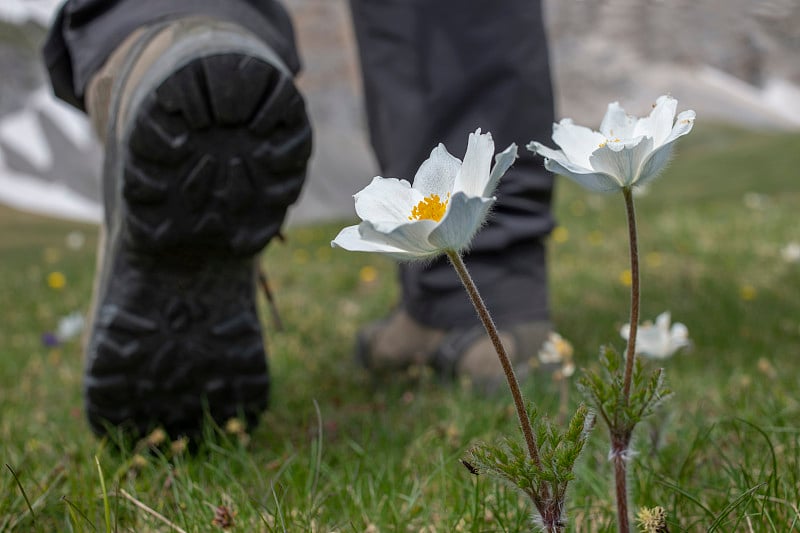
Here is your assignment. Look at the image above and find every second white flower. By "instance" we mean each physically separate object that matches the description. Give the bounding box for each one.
[528,95,695,192]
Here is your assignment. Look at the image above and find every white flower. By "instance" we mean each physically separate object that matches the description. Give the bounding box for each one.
[780,242,800,263]
[620,311,689,359]
[538,332,576,378]
[528,95,695,192]
[743,192,768,210]
[538,332,574,365]
[65,230,86,251]
[56,311,85,342]
[331,129,517,260]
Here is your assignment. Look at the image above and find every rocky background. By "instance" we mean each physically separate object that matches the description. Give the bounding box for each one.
[545,0,800,127]
[1,0,799,222]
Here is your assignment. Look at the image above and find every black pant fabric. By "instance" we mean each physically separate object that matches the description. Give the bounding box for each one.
[44,0,555,329]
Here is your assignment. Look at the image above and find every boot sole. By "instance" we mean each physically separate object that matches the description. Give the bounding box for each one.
[85,50,311,438]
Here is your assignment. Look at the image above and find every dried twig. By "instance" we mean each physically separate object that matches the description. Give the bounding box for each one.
[119,488,187,533]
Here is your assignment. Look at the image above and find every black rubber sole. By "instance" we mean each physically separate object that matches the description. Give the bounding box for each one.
[85,52,311,438]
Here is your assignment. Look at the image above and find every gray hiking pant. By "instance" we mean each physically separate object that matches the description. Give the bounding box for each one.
[44,0,555,329]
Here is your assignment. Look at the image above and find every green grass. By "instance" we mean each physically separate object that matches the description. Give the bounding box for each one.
[1,124,800,532]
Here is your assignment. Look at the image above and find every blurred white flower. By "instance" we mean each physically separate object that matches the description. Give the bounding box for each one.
[743,192,768,211]
[65,230,86,250]
[528,95,695,192]
[538,332,576,378]
[538,332,574,365]
[56,311,85,342]
[780,242,800,263]
[332,129,517,260]
[620,311,689,359]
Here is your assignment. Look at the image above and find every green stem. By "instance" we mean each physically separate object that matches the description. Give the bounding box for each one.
[621,187,640,402]
[446,250,542,470]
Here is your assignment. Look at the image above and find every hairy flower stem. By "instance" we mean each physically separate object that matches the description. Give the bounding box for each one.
[622,187,640,402]
[612,440,631,533]
[615,186,640,533]
[446,250,542,470]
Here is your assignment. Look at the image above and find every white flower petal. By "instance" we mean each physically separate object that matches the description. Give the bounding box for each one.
[331,225,418,259]
[605,135,646,152]
[453,129,494,197]
[359,219,440,258]
[663,109,696,145]
[589,135,655,187]
[428,192,494,251]
[635,111,695,187]
[528,142,569,165]
[485,143,518,197]
[655,311,671,330]
[552,119,607,169]
[542,154,627,192]
[600,102,636,139]
[354,176,422,226]
[670,322,689,345]
[635,143,674,187]
[528,142,632,192]
[529,142,594,174]
[637,327,669,358]
[412,143,462,197]
[634,95,677,147]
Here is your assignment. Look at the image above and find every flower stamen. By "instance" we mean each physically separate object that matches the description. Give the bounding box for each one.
[409,193,450,222]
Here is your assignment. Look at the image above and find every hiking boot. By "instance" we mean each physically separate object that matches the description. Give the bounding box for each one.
[83,17,312,438]
[356,310,551,391]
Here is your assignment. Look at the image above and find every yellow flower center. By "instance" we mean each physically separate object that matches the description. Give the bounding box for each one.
[409,193,450,222]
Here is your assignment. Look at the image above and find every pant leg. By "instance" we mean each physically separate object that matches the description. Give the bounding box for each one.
[43,0,301,110]
[349,0,555,329]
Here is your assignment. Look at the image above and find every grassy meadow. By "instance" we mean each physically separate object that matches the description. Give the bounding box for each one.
[1,124,799,531]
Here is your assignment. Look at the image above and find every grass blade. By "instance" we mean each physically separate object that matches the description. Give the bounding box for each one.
[94,456,111,533]
[657,476,714,519]
[706,482,766,532]
[5,463,35,524]
[62,495,97,532]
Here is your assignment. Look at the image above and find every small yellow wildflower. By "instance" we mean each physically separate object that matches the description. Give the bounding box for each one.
[359,265,378,283]
[47,271,66,290]
[551,226,569,244]
[740,284,757,301]
[619,269,633,287]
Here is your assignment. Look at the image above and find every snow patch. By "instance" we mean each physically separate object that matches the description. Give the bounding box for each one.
[0,85,102,223]
[0,0,62,26]
[0,171,102,223]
